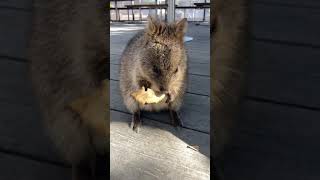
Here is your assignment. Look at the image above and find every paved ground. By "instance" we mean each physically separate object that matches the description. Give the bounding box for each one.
[110,23,211,180]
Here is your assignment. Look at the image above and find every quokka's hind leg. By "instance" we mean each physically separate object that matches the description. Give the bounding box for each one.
[46,108,97,180]
[168,109,183,127]
[131,110,142,133]
[167,94,184,128]
[122,91,140,132]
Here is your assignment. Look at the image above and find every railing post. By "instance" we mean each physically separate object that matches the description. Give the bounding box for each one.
[115,0,119,21]
[167,0,175,23]
[203,0,206,21]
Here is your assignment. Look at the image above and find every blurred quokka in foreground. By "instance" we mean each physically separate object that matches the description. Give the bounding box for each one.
[120,16,188,132]
[212,0,250,172]
[28,0,107,179]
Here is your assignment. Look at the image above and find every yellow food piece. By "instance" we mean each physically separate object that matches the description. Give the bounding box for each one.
[131,86,166,104]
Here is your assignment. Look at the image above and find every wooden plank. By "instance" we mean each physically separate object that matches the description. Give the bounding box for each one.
[0,10,31,59]
[110,110,210,180]
[0,0,32,9]
[188,62,210,76]
[252,4,320,45]
[110,64,210,96]
[221,100,320,179]
[0,101,63,163]
[0,58,59,161]
[0,59,62,163]
[255,0,320,8]
[110,80,210,133]
[239,100,320,145]
[247,41,320,108]
[0,58,34,104]
[0,153,69,180]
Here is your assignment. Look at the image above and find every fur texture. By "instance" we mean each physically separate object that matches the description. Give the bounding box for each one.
[119,16,188,114]
[212,0,250,167]
[28,0,107,178]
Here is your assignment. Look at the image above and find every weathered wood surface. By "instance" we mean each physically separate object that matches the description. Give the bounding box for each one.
[110,110,210,180]
[0,100,63,162]
[221,1,320,180]
[0,0,32,9]
[0,54,69,178]
[255,0,320,8]
[0,9,31,59]
[252,4,320,46]
[0,2,71,179]
[0,152,69,180]
[223,100,320,180]
[247,41,320,108]
[247,2,320,108]
[0,58,33,104]
[110,23,210,179]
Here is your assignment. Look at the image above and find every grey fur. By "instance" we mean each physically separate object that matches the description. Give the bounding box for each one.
[119,16,188,115]
[28,0,107,172]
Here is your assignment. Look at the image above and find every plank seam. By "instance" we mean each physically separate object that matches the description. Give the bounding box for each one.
[0,6,32,12]
[255,1,320,9]
[0,147,69,168]
[0,55,28,63]
[246,96,320,112]
[252,37,320,49]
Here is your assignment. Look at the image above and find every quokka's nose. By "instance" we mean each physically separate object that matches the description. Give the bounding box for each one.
[159,86,166,92]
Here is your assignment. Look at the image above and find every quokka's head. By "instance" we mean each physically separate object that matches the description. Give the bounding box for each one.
[139,15,188,94]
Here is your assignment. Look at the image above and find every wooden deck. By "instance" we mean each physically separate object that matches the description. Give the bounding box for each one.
[0,1,71,180]
[221,1,320,179]
[110,23,210,179]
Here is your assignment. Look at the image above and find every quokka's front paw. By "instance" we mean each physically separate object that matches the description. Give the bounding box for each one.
[130,111,141,133]
[138,80,151,90]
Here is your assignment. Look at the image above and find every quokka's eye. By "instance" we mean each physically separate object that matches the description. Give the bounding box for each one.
[174,68,178,74]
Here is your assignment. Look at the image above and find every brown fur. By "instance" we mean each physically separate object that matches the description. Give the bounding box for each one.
[211,0,250,174]
[28,0,107,179]
[119,16,188,116]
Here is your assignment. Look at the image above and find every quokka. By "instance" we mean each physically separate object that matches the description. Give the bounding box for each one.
[119,16,188,132]
[212,0,250,177]
[28,1,108,179]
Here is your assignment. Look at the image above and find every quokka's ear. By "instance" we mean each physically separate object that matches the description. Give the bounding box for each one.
[175,18,188,37]
[146,15,158,35]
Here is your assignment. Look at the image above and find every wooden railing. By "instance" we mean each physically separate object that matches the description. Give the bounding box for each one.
[110,0,211,22]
